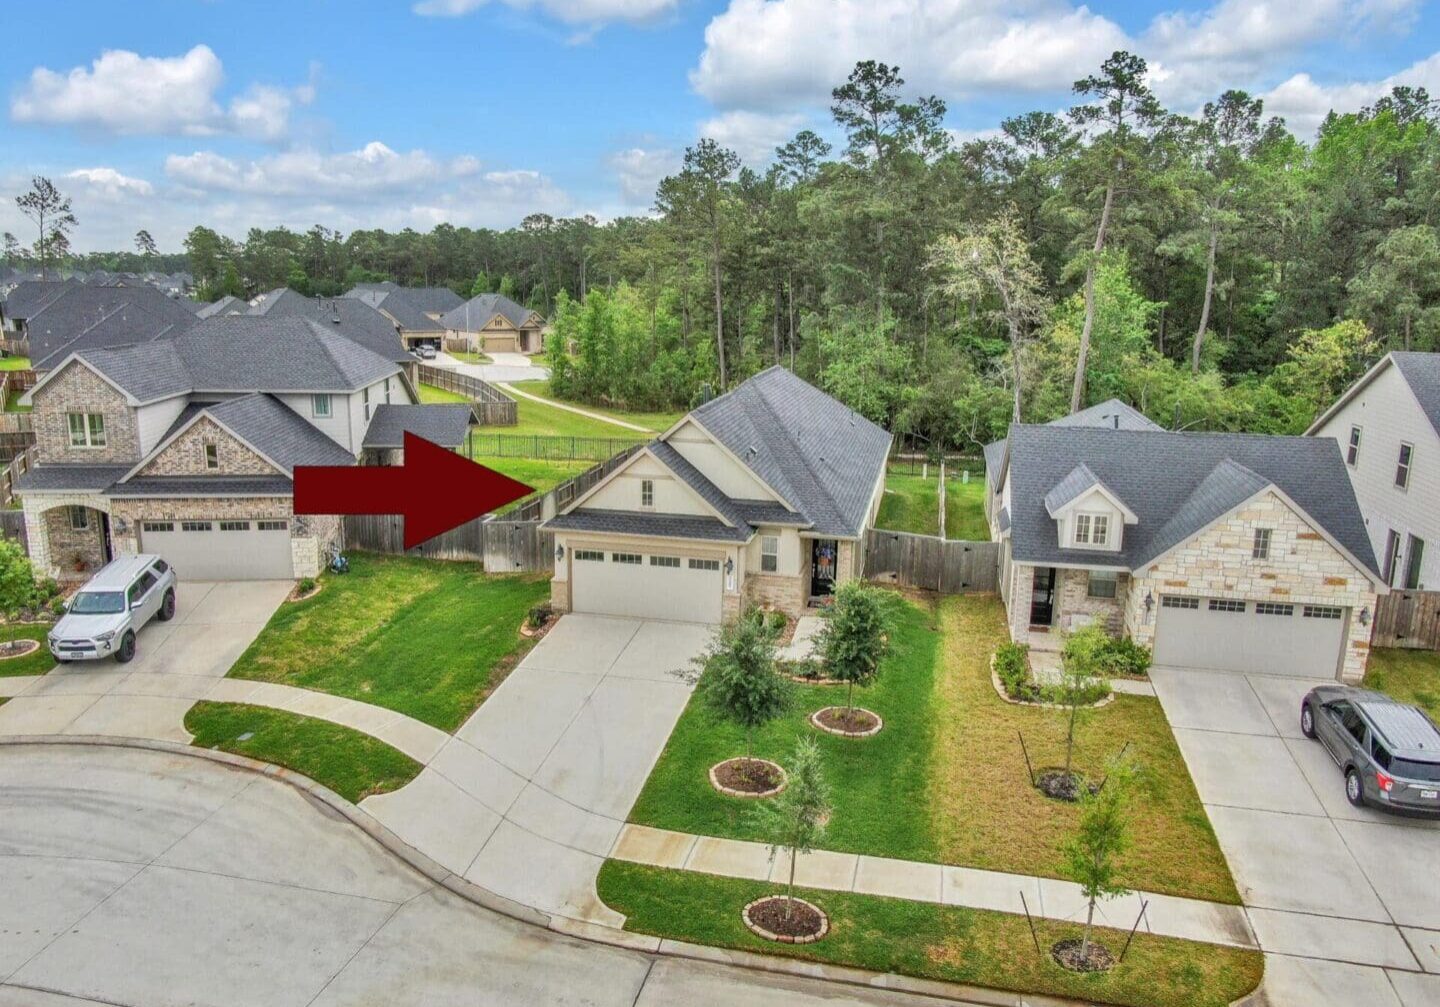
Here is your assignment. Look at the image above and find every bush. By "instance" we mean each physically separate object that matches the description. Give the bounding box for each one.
[0,537,38,617]
[1064,626,1151,679]
[49,596,67,617]
[296,576,317,596]
[527,603,553,629]
[1098,636,1151,678]
[994,641,1035,699]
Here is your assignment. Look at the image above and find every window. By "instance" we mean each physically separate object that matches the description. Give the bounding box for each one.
[1252,528,1272,560]
[203,442,219,470]
[1208,599,1246,613]
[1405,535,1425,590]
[1384,529,1402,586]
[311,394,332,418]
[1255,602,1294,616]
[761,535,779,573]
[385,377,392,404]
[363,386,371,422]
[1336,704,1367,745]
[689,558,721,571]
[181,521,212,532]
[218,521,250,532]
[1086,570,1118,599]
[1396,442,1413,489]
[142,521,173,533]
[1074,514,1091,544]
[574,549,604,562]
[1162,595,1199,609]
[1347,426,1362,466]
[256,520,288,531]
[1371,736,1393,772]
[1073,513,1108,547]
[1304,605,1344,620]
[1091,514,1109,546]
[152,559,170,574]
[611,552,642,565]
[66,412,106,448]
[68,506,89,531]
[640,479,654,509]
[650,555,680,568]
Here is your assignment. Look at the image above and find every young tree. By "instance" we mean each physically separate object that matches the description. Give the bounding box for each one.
[1058,625,1110,780]
[818,581,889,721]
[0,537,38,616]
[134,229,159,260]
[694,609,792,764]
[15,176,78,280]
[751,736,831,921]
[1064,756,1138,965]
[929,206,1051,421]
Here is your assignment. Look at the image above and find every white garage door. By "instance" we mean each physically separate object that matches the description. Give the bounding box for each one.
[1153,596,1347,678]
[139,518,294,581]
[570,548,722,624]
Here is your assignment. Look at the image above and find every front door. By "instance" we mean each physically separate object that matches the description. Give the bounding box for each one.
[811,539,838,597]
[1029,567,1056,626]
[100,512,114,564]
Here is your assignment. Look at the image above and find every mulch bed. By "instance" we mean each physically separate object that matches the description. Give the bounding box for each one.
[1051,938,1115,972]
[1035,768,1094,803]
[743,895,829,944]
[810,705,884,738]
[287,583,322,604]
[0,639,40,660]
[710,757,787,798]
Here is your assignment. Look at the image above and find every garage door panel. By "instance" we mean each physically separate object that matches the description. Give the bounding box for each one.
[139,519,293,581]
[570,548,720,624]
[1154,596,1346,678]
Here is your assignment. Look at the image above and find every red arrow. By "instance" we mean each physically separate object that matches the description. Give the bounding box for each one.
[293,432,533,548]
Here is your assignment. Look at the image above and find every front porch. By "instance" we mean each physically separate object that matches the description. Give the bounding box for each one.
[21,495,114,582]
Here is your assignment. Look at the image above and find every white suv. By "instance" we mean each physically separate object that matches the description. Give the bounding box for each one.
[49,555,177,663]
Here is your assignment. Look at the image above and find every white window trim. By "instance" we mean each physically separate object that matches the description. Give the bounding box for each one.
[1347,425,1361,467]
[311,394,332,418]
[1252,527,1272,560]
[640,479,654,510]
[67,411,106,449]
[1091,513,1109,546]
[1396,442,1413,490]
[761,535,779,573]
[1073,513,1092,545]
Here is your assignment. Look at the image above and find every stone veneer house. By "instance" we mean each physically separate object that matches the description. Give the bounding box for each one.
[988,421,1386,682]
[543,367,891,624]
[15,315,472,582]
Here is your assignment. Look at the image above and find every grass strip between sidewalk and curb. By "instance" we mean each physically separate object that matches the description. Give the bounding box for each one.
[185,701,422,804]
[597,861,1263,1007]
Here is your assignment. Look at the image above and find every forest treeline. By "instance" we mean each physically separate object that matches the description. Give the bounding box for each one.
[13,51,1439,451]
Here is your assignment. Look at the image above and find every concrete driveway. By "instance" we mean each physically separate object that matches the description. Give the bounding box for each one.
[364,614,710,925]
[0,744,944,1007]
[0,581,292,743]
[435,349,549,383]
[1151,667,1440,1006]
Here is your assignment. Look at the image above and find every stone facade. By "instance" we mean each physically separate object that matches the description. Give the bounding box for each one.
[30,365,139,464]
[41,504,108,580]
[139,418,276,477]
[550,575,571,613]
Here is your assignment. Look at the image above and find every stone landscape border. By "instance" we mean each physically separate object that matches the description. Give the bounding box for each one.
[742,895,829,944]
[709,757,787,798]
[0,638,41,660]
[809,706,884,738]
[0,735,1265,1007]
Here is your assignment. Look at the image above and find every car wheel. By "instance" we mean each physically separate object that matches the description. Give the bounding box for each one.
[1300,703,1317,739]
[1345,767,1365,807]
[157,590,176,622]
[115,631,136,664]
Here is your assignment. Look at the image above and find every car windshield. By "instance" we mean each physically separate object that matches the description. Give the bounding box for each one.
[68,591,125,615]
[1394,758,1440,783]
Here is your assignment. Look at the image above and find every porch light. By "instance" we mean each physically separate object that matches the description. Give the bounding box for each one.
[1359,606,1370,627]
[1143,590,1154,614]
[724,557,734,575]
[555,544,565,561]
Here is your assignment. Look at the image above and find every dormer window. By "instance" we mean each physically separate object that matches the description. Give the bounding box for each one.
[1074,513,1109,547]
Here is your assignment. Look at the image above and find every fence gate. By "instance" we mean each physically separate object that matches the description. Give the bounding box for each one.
[1372,590,1440,650]
[482,521,551,573]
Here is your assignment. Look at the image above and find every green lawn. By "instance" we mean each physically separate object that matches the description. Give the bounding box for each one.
[1365,648,1440,718]
[418,383,472,405]
[876,472,941,536]
[186,702,421,803]
[945,477,989,541]
[0,624,55,677]
[599,863,1263,1007]
[4,391,31,413]
[0,357,31,371]
[226,554,549,731]
[469,454,592,498]
[510,379,683,434]
[629,593,943,862]
[450,351,492,364]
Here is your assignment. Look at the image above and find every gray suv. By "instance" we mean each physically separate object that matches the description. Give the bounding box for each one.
[1301,685,1440,817]
[49,555,177,664]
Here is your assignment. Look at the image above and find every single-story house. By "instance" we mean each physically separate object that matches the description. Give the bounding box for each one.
[543,366,891,624]
[439,293,545,354]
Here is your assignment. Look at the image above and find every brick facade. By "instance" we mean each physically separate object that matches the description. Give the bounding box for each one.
[1056,568,1127,635]
[41,505,108,580]
[744,572,807,616]
[139,417,277,477]
[30,365,139,464]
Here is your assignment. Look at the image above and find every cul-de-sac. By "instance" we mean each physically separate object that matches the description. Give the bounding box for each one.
[1,7,1438,1006]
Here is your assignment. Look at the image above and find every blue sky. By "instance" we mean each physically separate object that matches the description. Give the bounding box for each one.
[4,0,1438,251]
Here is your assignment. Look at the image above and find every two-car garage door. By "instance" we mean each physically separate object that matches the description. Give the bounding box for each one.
[1153,595,1348,678]
[139,519,294,581]
[570,547,722,624]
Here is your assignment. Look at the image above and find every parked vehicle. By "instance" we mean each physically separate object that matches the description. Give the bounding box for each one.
[415,344,437,360]
[1301,685,1440,817]
[47,555,177,664]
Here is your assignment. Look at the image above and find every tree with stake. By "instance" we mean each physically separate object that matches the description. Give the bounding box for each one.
[1051,626,1111,794]
[693,609,792,789]
[817,581,889,730]
[750,736,832,929]
[1061,756,1138,970]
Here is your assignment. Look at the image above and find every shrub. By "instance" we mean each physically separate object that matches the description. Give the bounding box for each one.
[527,603,552,629]
[1098,636,1151,677]
[0,537,38,617]
[296,576,317,596]
[994,641,1035,699]
[695,609,792,760]
[49,596,67,617]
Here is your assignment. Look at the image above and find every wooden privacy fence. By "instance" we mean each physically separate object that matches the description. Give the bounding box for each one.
[342,515,551,571]
[1372,590,1440,650]
[416,363,517,426]
[0,446,36,507]
[863,529,999,594]
[0,339,30,357]
[467,432,647,462]
[0,510,26,553]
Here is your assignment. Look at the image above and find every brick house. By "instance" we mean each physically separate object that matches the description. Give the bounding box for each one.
[16,315,472,582]
[542,367,891,624]
[988,421,1387,682]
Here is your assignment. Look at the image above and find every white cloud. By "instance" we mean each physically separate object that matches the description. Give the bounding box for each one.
[1259,50,1440,136]
[10,45,313,140]
[413,0,676,25]
[165,142,481,197]
[610,147,681,207]
[699,110,806,165]
[63,168,155,200]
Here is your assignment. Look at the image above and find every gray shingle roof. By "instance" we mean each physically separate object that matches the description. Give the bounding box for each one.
[73,340,195,402]
[648,440,748,527]
[983,438,1006,490]
[348,288,442,332]
[195,295,249,319]
[362,404,473,449]
[249,288,410,364]
[1043,463,1103,516]
[1006,425,1381,576]
[1392,352,1440,440]
[26,284,199,370]
[14,464,133,493]
[201,393,356,472]
[439,293,538,332]
[1049,398,1163,432]
[546,509,752,543]
[106,476,294,497]
[2,279,79,321]
[688,366,892,537]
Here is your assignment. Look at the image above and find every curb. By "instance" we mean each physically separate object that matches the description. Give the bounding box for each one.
[0,735,1263,1007]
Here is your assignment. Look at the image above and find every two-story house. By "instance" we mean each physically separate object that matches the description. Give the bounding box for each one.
[543,367,891,624]
[991,423,1386,682]
[1306,351,1439,591]
[15,315,472,582]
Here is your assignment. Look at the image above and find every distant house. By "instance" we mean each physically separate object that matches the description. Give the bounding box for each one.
[1,279,82,336]
[344,284,453,351]
[1307,351,1440,591]
[195,295,250,319]
[248,288,419,385]
[17,283,201,373]
[439,293,545,354]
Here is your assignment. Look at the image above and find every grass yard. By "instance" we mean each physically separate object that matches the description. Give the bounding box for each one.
[598,863,1263,1007]
[186,702,421,803]
[945,476,989,541]
[418,383,472,405]
[226,554,549,731]
[4,391,30,413]
[0,624,55,677]
[1364,648,1440,718]
[876,472,941,536]
[629,593,944,862]
[468,454,592,498]
[932,595,1238,903]
[510,379,683,434]
[0,357,31,370]
[449,351,492,364]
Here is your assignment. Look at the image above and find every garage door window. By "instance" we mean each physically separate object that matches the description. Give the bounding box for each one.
[612,553,642,565]
[1162,596,1199,610]
[650,555,680,568]
[219,521,250,532]
[1208,599,1246,613]
[1304,605,1343,620]
[142,521,173,533]
[181,521,212,532]
[575,549,604,562]
[1255,602,1293,616]
[689,558,720,571]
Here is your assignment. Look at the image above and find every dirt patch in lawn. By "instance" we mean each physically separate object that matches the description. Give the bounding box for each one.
[1052,938,1116,973]
[710,757,787,797]
[811,706,884,738]
[743,896,828,943]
